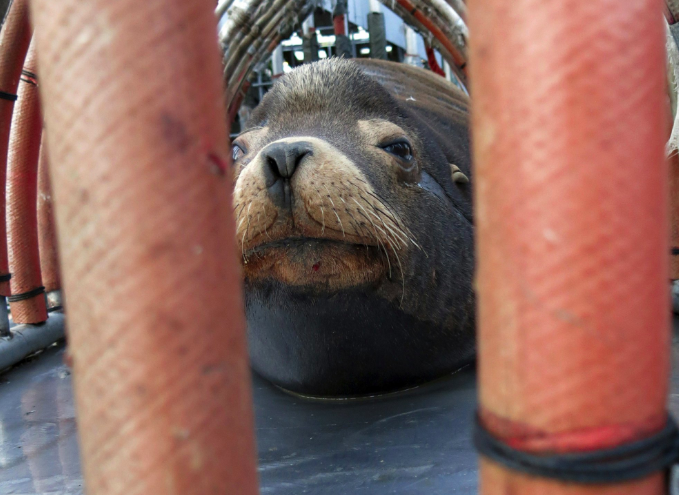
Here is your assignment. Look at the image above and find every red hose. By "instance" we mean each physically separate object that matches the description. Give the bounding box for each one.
[469,0,668,492]
[37,135,61,296]
[7,40,47,324]
[0,0,31,297]
[425,43,445,77]
[395,0,467,73]
[31,0,258,492]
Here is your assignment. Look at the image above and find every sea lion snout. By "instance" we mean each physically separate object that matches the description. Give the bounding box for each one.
[233,134,405,289]
[262,140,313,179]
[260,140,313,208]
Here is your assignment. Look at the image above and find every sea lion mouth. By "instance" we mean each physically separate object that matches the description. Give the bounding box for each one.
[245,236,373,257]
[242,236,387,289]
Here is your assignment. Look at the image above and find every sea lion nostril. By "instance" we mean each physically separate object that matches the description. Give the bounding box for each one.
[262,141,314,179]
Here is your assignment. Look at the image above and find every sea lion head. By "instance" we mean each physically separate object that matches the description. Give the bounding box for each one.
[232,58,475,397]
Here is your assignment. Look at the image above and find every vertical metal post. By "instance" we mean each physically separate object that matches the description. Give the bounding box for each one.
[30,0,260,493]
[367,0,387,60]
[404,26,421,66]
[470,0,668,493]
[37,136,62,311]
[333,0,352,58]
[271,45,284,78]
[443,60,453,82]
[302,14,319,63]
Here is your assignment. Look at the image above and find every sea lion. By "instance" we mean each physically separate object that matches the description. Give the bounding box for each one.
[232,58,474,396]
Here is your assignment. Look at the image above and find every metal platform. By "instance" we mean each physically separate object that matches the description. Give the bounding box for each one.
[1,318,678,495]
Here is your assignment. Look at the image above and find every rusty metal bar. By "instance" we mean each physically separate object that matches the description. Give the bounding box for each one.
[30,0,259,493]
[470,0,669,493]
[7,40,47,324]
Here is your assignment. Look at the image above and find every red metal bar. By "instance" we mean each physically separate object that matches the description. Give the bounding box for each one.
[469,0,668,493]
[0,0,31,297]
[30,0,259,493]
[37,135,62,300]
[7,40,47,324]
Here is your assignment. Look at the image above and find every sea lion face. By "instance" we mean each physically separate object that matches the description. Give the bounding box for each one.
[232,59,475,396]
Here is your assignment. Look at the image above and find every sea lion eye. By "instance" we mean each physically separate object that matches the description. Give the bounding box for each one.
[232,143,246,162]
[381,141,413,161]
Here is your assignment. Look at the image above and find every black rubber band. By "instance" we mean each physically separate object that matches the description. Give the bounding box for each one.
[0,91,17,102]
[672,247,679,256]
[473,414,679,484]
[8,286,45,303]
[0,273,11,283]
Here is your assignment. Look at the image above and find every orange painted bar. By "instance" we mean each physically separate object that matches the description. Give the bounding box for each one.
[37,135,62,301]
[7,40,47,324]
[30,0,259,493]
[469,0,669,493]
[0,0,31,296]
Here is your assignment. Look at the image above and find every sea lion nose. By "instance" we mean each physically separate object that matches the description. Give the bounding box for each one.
[261,140,313,208]
[263,140,313,180]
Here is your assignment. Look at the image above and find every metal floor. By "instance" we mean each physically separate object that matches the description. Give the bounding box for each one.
[1,319,678,495]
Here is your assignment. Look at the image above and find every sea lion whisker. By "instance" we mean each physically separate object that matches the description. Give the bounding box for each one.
[245,202,253,235]
[361,192,423,252]
[389,243,406,307]
[321,184,346,238]
[235,202,247,228]
[357,196,409,248]
[355,206,393,278]
[361,191,428,252]
[257,211,272,240]
[314,192,326,234]
[362,202,417,254]
[345,207,375,246]
[353,198,403,249]
[241,227,248,260]
[353,185,410,231]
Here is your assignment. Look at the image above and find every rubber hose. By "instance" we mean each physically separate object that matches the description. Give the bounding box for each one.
[0,0,31,297]
[30,0,259,493]
[469,0,669,493]
[7,39,47,324]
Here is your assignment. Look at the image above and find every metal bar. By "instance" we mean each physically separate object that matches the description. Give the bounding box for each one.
[29,0,259,493]
[404,26,421,66]
[0,312,65,372]
[7,39,47,324]
[37,134,62,306]
[367,11,388,60]
[470,0,669,492]
[271,45,284,77]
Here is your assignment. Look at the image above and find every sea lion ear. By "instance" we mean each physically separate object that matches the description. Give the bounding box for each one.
[450,163,469,184]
